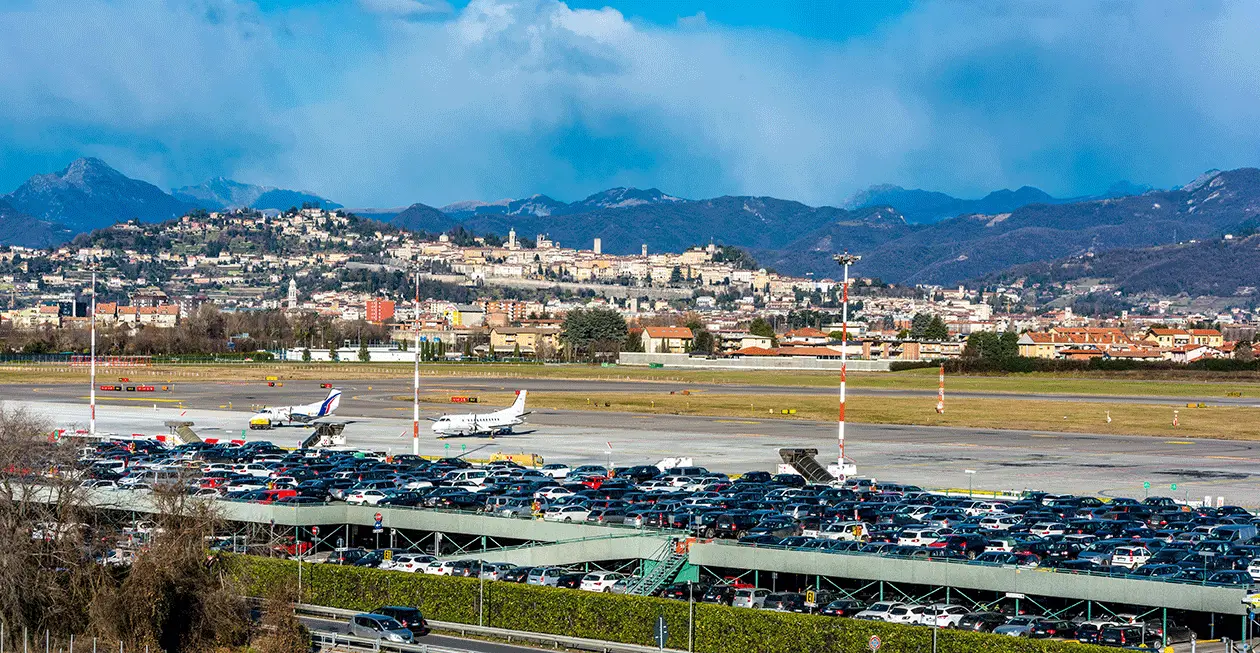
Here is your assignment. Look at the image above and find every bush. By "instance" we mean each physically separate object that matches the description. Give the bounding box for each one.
[231,557,1111,653]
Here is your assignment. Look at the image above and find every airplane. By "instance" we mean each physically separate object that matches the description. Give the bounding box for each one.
[249,388,341,430]
[430,390,529,438]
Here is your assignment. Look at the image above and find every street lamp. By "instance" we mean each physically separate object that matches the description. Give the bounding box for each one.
[964,469,977,499]
[833,253,861,482]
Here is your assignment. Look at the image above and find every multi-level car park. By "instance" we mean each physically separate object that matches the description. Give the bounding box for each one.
[77,437,1260,647]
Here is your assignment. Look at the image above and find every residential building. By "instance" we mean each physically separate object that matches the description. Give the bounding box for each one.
[641,326,694,354]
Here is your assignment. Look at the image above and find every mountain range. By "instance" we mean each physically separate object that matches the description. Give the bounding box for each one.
[4,157,1260,291]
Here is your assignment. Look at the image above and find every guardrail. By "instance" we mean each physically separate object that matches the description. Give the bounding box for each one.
[297,603,682,653]
[310,629,467,653]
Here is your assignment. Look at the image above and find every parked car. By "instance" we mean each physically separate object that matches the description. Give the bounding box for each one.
[580,571,626,592]
[371,607,430,637]
[854,602,903,622]
[956,612,1008,633]
[731,588,771,608]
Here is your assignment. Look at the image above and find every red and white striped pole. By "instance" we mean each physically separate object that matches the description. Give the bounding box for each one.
[412,272,421,456]
[936,364,944,414]
[89,270,97,436]
[834,253,861,482]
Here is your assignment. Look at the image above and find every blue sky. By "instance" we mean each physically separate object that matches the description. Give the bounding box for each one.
[2,0,1259,208]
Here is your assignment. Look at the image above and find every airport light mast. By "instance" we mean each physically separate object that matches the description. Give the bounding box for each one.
[412,272,421,456]
[833,252,861,481]
[89,270,97,437]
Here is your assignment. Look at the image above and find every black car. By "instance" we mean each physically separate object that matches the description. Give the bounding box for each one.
[817,599,865,618]
[555,572,586,589]
[715,511,759,539]
[658,582,707,601]
[373,606,430,636]
[499,566,533,583]
[1099,626,1152,648]
[700,585,739,605]
[1029,619,1076,639]
[956,612,1008,633]
[762,592,805,612]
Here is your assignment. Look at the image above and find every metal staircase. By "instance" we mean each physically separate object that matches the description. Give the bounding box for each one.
[778,448,834,484]
[625,538,688,596]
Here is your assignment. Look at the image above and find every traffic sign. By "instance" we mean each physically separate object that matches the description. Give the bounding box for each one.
[383,550,393,561]
[374,512,384,533]
[1171,483,1178,491]
[311,526,319,535]
[805,590,817,606]
[654,616,668,650]
[868,635,882,651]
[1143,481,1150,489]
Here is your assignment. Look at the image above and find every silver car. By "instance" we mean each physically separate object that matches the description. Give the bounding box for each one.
[349,614,413,643]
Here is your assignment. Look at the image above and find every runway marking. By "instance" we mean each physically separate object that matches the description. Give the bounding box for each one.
[735,433,766,437]
[714,420,761,424]
[938,443,978,447]
[631,416,654,419]
[78,396,185,403]
[1207,455,1254,461]
[1028,435,1060,439]
[1165,441,1195,445]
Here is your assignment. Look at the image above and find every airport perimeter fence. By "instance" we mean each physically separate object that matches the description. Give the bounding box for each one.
[232,555,1112,653]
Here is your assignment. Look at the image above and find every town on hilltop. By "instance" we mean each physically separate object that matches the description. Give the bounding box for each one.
[0,206,1255,365]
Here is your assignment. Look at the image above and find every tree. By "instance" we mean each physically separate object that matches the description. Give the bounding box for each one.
[749,317,775,339]
[909,313,933,339]
[561,307,628,361]
[925,316,950,341]
[1237,338,1255,362]
[669,266,683,283]
[512,342,522,359]
[357,340,370,362]
[301,347,311,362]
[329,347,340,362]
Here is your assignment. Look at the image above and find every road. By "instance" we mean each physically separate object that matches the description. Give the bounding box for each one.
[302,615,546,653]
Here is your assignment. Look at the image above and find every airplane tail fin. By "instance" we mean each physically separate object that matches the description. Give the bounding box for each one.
[510,389,527,416]
[318,389,342,417]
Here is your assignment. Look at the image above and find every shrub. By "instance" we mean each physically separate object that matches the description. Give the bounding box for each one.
[231,557,1111,653]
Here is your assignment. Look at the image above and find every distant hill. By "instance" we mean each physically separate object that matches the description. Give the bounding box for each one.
[5,158,194,233]
[821,167,1260,285]
[0,199,70,248]
[978,234,1260,298]
[844,184,1062,224]
[172,177,341,211]
[389,203,452,233]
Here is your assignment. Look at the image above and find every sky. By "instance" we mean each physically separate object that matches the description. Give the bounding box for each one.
[2,0,1259,208]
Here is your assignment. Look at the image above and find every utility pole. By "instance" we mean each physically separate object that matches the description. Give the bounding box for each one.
[833,253,860,481]
[89,270,97,436]
[412,272,420,456]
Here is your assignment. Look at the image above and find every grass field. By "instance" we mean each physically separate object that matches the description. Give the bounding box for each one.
[3,361,1260,399]
[398,390,1260,441]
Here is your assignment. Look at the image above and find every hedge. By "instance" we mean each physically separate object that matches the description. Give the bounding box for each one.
[231,556,1113,653]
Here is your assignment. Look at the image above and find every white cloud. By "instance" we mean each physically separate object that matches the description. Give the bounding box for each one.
[2,0,1260,207]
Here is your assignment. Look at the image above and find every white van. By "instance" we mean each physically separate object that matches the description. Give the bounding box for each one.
[444,469,489,486]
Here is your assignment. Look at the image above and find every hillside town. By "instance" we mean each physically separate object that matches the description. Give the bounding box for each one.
[0,207,1257,363]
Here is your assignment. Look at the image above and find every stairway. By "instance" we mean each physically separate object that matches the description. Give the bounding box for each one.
[778,448,835,484]
[625,539,688,596]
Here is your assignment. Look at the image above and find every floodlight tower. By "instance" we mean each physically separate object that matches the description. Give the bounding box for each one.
[833,252,861,480]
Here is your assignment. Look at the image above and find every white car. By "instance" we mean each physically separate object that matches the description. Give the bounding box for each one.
[897,529,944,547]
[1030,522,1068,537]
[1110,546,1152,569]
[885,604,927,625]
[819,522,869,541]
[544,505,592,522]
[978,515,1021,531]
[345,489,389,506]
[1248,558,1260,581]
[854,602,903,622]
[731,588,771,609]
[535,487,575,500]
[539,464,570,479]
[235,463,272,478]
[479,562,516,580]
[579,571,626,592]
[422,560,457,575]
[923,604,970,628]
[382,553,434,572]
[402,479,434,490]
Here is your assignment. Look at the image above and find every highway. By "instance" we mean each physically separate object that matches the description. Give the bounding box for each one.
[301,615,546,653]
[9,375,1260,504]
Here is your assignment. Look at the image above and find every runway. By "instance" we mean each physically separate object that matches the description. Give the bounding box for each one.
[7,378,1260,506]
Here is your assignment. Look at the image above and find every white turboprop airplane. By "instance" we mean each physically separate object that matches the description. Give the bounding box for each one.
[249,388,342,430]
[430,390,529,438]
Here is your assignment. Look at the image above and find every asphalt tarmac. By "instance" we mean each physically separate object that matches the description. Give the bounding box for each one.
[8,378,1260,506]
